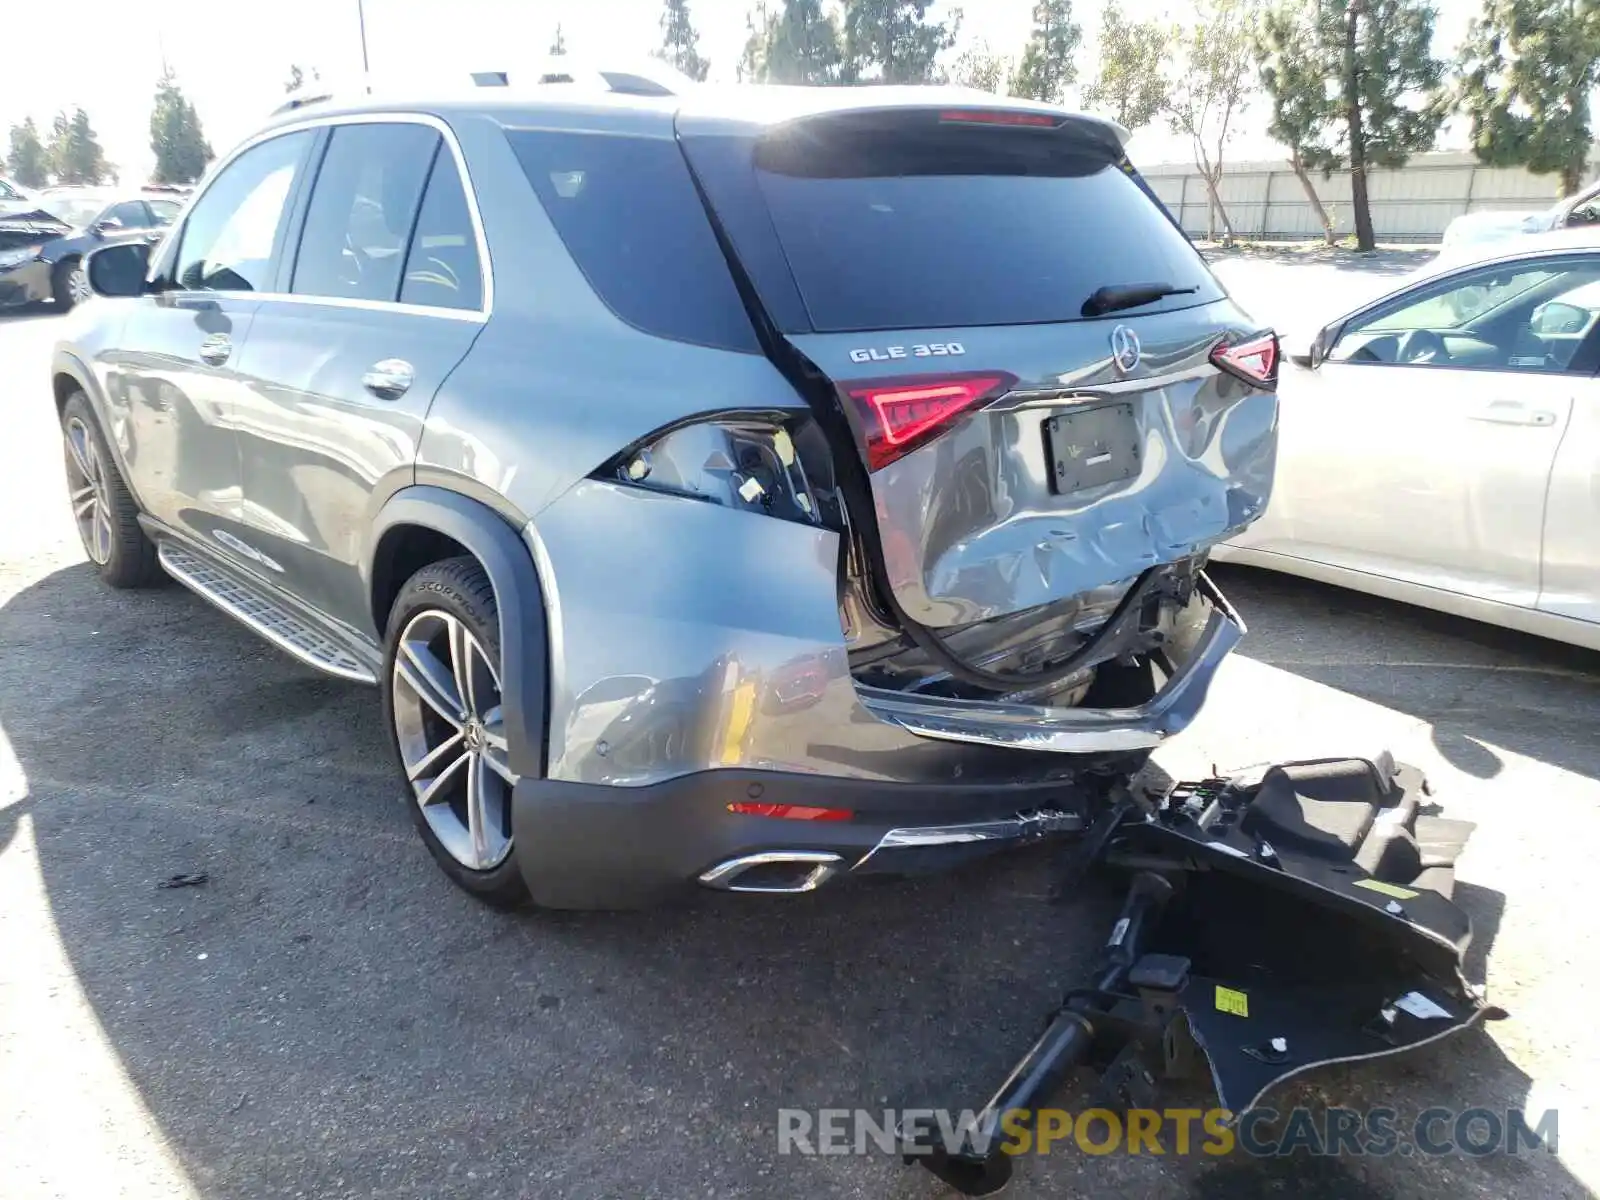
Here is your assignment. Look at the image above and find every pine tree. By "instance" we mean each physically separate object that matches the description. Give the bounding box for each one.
[6,118,49,188]
[150,67,213,186]
[1082,2,1172,129]
[743,0,845,83]
[48,108,110,186]
[1459,0,1600,196]
[550,23,568,55]
[840,0,956,84]
[1253,0,1445,250]
[1257,1,1341,242]
[658,0,711,81]
[1012,0,1082,103]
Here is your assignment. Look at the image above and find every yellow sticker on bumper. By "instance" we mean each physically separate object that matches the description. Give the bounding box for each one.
[1214,986,1249,1017]
[1353,878,1419,900]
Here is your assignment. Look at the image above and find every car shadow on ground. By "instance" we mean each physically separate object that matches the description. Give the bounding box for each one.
[1209,564,1600,785]
[0,562,1584,1199]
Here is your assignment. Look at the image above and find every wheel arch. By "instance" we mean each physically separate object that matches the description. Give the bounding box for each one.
[368,487,549,778]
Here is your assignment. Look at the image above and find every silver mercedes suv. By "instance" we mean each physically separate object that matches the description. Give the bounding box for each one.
[54,71,1279,909]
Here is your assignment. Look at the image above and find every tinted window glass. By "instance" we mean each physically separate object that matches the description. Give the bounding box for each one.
[176,131,312,292]
[1329,257,1600,373]
[148,198,181,226]
[105,200,150,229]
[399,153,484,311]
[753,125,1221,332]
[508,130,757,351]
[293,123,439,302]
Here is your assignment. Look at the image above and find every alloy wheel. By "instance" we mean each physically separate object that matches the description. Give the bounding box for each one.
[68,264,91,305]
[64,416,114,565]
[390,610,518,871]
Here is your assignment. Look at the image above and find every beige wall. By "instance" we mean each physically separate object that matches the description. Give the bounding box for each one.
[1140,151,1600,242]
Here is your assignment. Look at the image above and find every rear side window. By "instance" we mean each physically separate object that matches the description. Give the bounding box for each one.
[293,122,439,303]
[507,130,758,352]
[753,120,1223,332]
[400,154,484,312]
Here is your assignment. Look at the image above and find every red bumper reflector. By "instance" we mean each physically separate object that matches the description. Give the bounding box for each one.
[727,802,854,822]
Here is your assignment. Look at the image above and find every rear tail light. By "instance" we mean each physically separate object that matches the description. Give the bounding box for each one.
[603,416,822,525]
[1211,332,1280,387]
[845,373,1014,471]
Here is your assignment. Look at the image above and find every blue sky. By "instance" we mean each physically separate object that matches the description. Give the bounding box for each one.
[2,0,1478,183]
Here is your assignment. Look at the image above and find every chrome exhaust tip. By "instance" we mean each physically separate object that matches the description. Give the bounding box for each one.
[698,851,844,894]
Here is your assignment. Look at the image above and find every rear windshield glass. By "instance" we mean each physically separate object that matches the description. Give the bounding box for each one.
[754,126,1222,332]
[508,130,758,352]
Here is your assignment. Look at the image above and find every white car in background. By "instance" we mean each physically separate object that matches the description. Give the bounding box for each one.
[0,176,34,217]
[1440,177,1600,249]
[1216,227,1600,651]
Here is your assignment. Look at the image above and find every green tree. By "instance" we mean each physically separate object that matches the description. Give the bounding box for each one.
[1165,0,1258,243]
[949,40,1012,93]
[48,108,110,186]
[1082,2,1172,130]
[150,67,213,186]
[658,0,711,80]
[1257,1,1340,243]
[1012,0,1082,103]
[743,0,844,83]
[840,0,957,83]
[6,118,49,188]
[284,64,320,93]
[1253,0,1445,250]
[1459,0,1600,196]
[550,23,568,55]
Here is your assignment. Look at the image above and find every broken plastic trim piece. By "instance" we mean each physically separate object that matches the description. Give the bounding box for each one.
[910,756,1499,1196]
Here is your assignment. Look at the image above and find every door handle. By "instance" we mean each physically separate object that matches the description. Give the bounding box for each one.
[198,333,231,366]
[362,358,414,401]
[1468,399,1557,427]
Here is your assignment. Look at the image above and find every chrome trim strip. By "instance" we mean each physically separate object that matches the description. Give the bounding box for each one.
[697,851,843,894]
[987,364,1217,413]
[858,579,1245,754]
[154,109,494,322]
[158,542,379,685]
[853,809,1085,871]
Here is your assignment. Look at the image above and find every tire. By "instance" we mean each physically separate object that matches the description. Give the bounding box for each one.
[381,556,529,909]
[52,257,88,309]
[60,391,163,588]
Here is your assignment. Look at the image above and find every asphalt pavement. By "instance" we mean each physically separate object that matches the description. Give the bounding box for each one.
[2,256,1598,1200]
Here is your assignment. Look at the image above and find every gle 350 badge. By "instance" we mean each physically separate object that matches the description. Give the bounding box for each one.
[848,342,966,363]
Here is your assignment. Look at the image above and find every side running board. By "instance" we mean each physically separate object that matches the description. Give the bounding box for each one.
[158,542,379,684]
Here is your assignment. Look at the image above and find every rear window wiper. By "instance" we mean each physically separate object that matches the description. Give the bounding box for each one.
[1081,281,1200,318]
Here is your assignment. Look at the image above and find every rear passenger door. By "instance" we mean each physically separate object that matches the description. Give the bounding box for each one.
[230,117,487,638]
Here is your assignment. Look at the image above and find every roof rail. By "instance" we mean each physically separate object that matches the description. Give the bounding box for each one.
[470,56,696,98]
[272,83,338,117]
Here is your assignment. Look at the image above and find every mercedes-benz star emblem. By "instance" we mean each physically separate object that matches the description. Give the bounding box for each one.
[1110,325,1142,373]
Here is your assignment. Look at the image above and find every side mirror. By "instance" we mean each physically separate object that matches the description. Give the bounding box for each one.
[92,216,125,236]
[1287,324,1335,369]
[86,241,151,298]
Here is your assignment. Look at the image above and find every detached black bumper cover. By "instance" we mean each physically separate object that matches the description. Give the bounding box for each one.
[915,756,1499,1195]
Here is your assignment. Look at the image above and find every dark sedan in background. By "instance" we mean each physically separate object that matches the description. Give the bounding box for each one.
[0,189,183,310]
